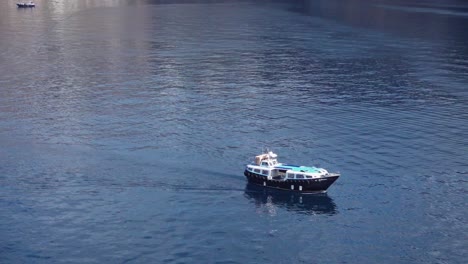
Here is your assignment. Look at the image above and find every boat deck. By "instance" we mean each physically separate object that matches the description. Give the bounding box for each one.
[275,164,322,173]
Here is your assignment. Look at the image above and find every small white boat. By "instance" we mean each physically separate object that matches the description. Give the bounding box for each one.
[244,151,340,193]
[17,2,35,8]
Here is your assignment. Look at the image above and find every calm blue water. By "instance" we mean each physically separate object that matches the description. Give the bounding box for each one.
[1,0,467,263]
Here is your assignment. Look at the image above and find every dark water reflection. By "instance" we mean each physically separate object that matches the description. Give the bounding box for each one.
[244,184,337,215]
[291,0,468,39]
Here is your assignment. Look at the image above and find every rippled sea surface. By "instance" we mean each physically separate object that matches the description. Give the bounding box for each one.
[1,0,467,263]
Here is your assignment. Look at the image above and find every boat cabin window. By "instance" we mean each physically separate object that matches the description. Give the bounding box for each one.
[296,174,304,179]
[306,175,312,179]
[261,161,269,166]
[262,170,269,175]
[254,169,260,173]
[287,173,295,179]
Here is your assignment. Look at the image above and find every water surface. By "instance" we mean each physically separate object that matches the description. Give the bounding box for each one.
[1,0,467,263]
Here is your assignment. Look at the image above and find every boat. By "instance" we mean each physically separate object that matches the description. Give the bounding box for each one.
[244,151,340,193]
[17,2,35,8]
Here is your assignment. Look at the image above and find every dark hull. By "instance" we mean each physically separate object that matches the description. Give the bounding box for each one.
[244,170,339,193]
[17,4,35,8]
